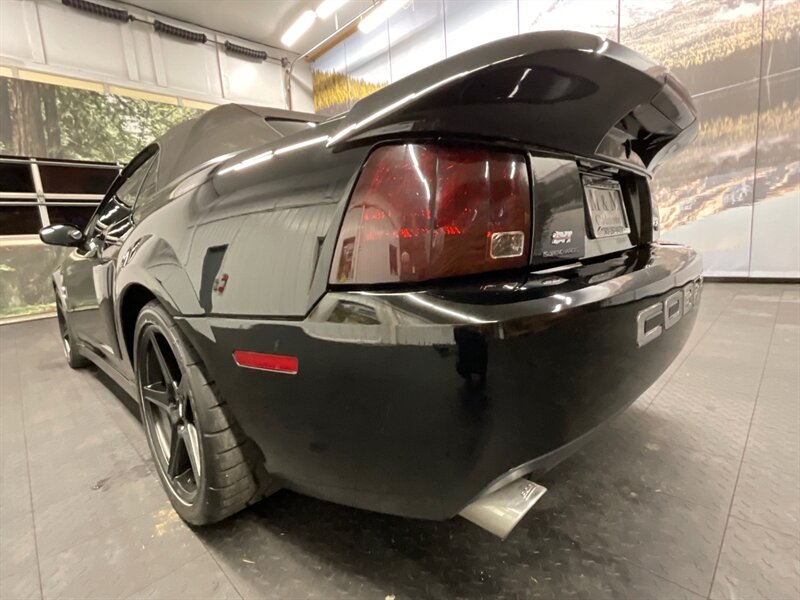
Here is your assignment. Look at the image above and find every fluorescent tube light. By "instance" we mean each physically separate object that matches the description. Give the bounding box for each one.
[316,0,348,20]
[281,10,316,48]
[358,0,406,34]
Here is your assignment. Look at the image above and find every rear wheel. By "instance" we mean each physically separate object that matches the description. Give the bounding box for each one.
[134,301,268,525]
[55,297,89,369]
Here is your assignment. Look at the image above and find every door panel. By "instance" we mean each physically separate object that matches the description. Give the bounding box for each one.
[65,151,156,359]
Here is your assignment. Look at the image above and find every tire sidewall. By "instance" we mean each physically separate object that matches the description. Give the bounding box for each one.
[55,290,87,368]
[133,303,210,523]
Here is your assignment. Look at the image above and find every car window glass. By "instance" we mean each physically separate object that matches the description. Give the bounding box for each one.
[88,153,156,241]
[116,155,154,209]
[133,153,160,221]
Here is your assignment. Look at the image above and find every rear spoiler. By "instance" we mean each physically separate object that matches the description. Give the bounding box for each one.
[327,31,697,173]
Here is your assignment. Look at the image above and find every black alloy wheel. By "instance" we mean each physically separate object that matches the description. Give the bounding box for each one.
[133,301,268,525]
[137,327,202,504]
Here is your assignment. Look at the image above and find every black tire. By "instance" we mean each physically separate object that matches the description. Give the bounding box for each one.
[134,300,268,525]
[55,294,89,369]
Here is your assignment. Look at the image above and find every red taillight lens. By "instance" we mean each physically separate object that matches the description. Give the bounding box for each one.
[330,144,531,284]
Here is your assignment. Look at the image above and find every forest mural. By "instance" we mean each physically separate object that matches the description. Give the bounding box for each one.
[0,76,202,163]
[0,76,204,320]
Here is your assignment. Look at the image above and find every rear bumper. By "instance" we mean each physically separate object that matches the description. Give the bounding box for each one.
[180,243,702,520]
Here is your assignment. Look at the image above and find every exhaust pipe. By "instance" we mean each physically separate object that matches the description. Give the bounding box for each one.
[459,479,547,539]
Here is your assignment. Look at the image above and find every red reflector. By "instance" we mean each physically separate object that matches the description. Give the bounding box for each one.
[330,144,531,284]
[233,351,298,375]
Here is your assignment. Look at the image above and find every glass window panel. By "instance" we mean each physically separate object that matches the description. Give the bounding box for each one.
[657,81,759,276]
[749,68,800,277]
[444,0,518,58]
[312,44,350,116]
[38,164,118,195]
[0,205,42,235]
[0,162,35,193]
[44,196,99,203]
[133,153,160,221]
[116,154,156,209]
[621,0,763,96]
[45,205,98,230]
[760,0,800,78]
[388,0,446,81]
[520,0,618,40]
[344,23,391,102]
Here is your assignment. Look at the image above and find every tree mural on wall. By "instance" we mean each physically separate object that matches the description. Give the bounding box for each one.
[0,76,202,163]
[0,76,206,320]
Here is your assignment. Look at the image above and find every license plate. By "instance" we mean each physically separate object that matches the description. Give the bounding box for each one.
[583,177,630,238]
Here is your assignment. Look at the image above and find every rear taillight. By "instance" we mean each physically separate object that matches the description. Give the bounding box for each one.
[330,144,531,284]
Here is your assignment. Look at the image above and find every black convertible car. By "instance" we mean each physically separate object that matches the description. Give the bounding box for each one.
[40,31,702,538]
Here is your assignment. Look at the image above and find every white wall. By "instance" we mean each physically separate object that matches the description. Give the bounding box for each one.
[0,0,314,112]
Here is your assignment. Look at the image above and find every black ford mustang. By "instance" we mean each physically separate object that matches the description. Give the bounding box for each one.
[40,31,702,538]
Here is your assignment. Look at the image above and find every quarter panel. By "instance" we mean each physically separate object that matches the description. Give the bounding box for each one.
[186,138,369,318]
[211,203,339,316]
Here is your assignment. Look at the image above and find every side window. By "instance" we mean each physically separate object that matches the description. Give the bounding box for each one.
[89,153,156,241]
[132,152,159,222]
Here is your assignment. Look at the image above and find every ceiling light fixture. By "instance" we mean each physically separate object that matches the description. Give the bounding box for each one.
[281,10,316,48]
[316,0,348,20]
[358,0,407,34]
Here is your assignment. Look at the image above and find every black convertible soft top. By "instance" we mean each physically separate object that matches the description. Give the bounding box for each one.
[153,103,321,189]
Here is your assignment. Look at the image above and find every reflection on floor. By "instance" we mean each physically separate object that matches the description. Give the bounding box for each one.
[1,283,798,599]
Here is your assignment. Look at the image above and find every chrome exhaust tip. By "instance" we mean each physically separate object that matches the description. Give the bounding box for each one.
[459,479,547,539]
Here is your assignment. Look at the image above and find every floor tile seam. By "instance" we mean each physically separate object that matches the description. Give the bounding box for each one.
[17,326,46,600]
[727,514,800,541]
[706,294,781,597]
[121,548,233,600]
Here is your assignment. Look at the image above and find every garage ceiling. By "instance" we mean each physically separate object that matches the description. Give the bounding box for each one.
[124,0,375,54]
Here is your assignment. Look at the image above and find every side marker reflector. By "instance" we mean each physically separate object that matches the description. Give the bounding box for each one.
[233,350,298,375]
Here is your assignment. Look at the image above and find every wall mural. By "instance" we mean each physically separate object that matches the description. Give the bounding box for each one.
[622,0,799,276]
[0,76,203,163]
[312,70,386,115]
[311,0,800,277]
[0,76,204,320]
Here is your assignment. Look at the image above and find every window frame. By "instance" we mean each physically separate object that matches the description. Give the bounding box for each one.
[0,156,121,237]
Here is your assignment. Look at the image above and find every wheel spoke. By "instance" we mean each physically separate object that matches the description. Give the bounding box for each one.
[148,331,174,387]
[181,423,202,478]
[166,423,188,477]
[142,383,171,411]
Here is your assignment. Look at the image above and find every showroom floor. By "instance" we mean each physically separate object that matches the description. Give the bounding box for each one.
[1,283,798,600]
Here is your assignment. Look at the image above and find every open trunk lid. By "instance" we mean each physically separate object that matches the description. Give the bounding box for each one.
[328,30,697,173]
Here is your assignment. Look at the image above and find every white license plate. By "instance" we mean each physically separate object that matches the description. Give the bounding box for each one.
[584,178,630,238]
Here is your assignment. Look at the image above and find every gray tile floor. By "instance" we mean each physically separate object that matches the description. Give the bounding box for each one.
[1,283,798,600]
